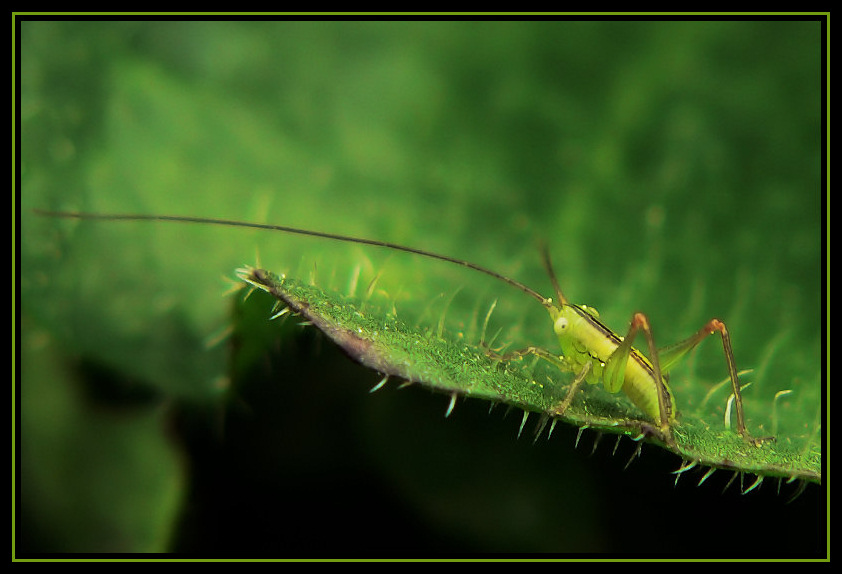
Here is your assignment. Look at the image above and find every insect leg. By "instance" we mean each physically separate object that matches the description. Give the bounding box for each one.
[604,313,674,445]
[485,346,588,418]
[485,345,573,382]
[484,345,560,364]
[657,319,773,446]
[549,361,591,417]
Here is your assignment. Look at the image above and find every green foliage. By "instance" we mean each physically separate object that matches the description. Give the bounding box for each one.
[19,20,823,554]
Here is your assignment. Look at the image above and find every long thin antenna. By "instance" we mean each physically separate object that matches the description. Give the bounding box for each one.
[539,241,568,305]
[34,209,551,306]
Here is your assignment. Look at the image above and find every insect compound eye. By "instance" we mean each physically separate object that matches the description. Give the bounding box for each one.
[553,316,569,336]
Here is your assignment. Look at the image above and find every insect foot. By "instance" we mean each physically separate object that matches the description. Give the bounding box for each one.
[635,419,676,449]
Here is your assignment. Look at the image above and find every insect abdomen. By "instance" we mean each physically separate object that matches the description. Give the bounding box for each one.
[622,356,675,424]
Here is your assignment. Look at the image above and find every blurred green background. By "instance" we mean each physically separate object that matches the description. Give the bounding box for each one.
[18,20,824,555]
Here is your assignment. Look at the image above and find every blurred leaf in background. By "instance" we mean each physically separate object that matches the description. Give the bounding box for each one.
[18,19,824,555]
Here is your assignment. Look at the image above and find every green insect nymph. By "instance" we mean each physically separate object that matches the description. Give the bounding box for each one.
[549,302,678,429]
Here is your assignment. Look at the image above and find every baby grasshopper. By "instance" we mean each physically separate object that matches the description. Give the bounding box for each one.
[33,209,772,447]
